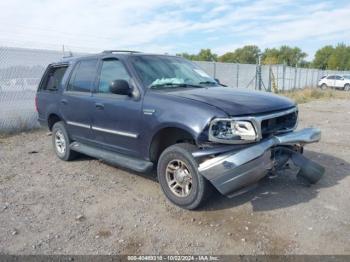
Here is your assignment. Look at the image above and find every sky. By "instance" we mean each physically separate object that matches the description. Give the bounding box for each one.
[0,0,349,60]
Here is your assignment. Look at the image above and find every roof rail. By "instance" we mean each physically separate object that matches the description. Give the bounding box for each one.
[102,50,141,54]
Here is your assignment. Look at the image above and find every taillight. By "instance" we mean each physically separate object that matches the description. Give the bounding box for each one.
[35,95,38,112]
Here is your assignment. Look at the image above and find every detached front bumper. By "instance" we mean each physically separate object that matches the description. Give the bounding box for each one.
[196,128,322,196]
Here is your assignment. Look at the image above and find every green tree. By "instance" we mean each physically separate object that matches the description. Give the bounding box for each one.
[326,44,350,70]
[218,52,236,63]
[196,49,218,61]
[312,45,334,69]
[234,45,260,64]
[262,48,280,65]
[176,52,196,60]
[311,43,350,70]
[299,60,311,68]
[219,45,260,64]
[280,46,307,66]
[177,49,217,61]
[262,46,307,66]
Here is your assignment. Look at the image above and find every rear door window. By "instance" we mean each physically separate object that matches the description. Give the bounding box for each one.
[67,59,98,92]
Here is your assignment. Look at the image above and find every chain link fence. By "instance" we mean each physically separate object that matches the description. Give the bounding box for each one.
[1,46,349,133]
[0,47,63,132]
[194,61,350,91]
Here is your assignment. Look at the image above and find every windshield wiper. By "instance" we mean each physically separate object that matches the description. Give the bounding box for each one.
[149,83,204,89]
[198,81,218,86]
[150,83,185,89]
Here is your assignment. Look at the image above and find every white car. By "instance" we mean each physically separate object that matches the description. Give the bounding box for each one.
[318,74,350,91]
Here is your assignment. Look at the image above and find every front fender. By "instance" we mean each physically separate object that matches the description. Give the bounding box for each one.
[140,91,227,159]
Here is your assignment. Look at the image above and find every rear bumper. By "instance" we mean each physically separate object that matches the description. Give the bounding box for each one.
[197,128,321,195]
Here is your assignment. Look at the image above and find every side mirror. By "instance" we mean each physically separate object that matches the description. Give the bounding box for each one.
[109,79,131,95]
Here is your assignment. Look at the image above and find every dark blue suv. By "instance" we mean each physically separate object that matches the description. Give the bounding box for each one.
[36,50,324,209]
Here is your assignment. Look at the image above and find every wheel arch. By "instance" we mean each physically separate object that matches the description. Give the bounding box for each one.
[149,125,198,163]
[47,113,63,131]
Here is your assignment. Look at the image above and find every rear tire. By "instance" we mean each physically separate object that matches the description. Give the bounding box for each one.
[320,83,327,90]
[344,84,350,91]
[157,143,211,210]
[52,121,78,161]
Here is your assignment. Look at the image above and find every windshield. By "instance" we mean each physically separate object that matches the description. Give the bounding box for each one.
[343,75,350,79]
[129,55,218,89]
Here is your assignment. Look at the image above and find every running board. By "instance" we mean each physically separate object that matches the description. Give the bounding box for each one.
[70,142,153,173]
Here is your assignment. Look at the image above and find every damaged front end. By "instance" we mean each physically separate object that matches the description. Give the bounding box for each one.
[194,108,325,196]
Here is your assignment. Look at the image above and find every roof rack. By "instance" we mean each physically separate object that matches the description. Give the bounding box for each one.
[102,50,141,54]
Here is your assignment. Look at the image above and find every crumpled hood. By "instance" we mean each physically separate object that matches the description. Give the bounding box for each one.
[167,87,296,116]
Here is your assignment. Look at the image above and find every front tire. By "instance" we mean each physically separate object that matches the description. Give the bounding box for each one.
[320,83,327,90]
[157,143,211,210]
[344,84,350,91]
[52,121,78,161]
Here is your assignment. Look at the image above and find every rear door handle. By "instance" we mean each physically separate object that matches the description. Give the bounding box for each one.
[61,99,68,105]
[95,103,104,110]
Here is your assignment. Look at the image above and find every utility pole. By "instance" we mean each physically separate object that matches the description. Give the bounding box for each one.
[257,53,262,90]
[268,64,272,92]
[293,63,298,90]
[282,62,286,91]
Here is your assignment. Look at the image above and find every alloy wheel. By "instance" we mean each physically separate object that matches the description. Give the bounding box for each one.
[54,130,66,155]
[165,159,193,197]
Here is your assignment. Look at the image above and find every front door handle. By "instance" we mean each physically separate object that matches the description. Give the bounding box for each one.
[61,99,68,105]
[95,103,104,110]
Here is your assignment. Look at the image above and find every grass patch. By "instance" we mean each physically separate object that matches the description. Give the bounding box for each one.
[280,88,350,104]
[0,127,45,140]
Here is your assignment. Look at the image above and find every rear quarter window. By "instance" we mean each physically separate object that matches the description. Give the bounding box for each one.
[40,66,68,91]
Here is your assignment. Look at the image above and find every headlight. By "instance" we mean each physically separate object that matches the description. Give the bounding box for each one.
[209,119,258,144]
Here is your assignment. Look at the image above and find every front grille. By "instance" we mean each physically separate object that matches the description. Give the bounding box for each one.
[261,110,298,138]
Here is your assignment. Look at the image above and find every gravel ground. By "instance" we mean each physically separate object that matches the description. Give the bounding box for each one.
[0,99,349,255]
